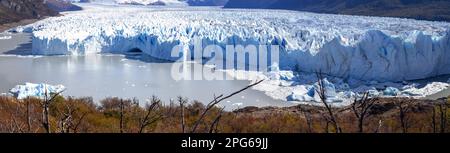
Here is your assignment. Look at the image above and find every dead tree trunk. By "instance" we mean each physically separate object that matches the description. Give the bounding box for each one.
[178,97,187,133]
[315,72,341,133]
[396,101,410,133]
[375,120,383,133]
[431,107,437,133]
[438,103,447,133]
[119,99,124,133]
[26,100,32,133]
[351,92,376,133]
[209,107,224,133]
[58,104,76,133]
[42,95,50,133]
[40,89,64,133]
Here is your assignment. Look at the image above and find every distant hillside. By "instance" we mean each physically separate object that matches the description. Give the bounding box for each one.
[225,0,450,22]
[115,0,228,6]
[46,0,83,12]
[64,0,229,6]
[186,0,228,6]
[223,0,277,8]
[0,0,58,24]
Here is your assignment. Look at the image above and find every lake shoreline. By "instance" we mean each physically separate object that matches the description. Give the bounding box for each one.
[0,19,40,33]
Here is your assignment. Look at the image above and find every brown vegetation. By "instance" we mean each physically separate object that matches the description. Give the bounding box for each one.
[0,94,448,133]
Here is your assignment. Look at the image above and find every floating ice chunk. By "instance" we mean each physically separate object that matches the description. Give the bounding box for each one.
[315,78,339,101]
[265,70,295,81]
[402,82,449,97]
[0,35,12,40]
[383,87,400,96]
[9,83,66,99]
[287,86,313,102]
[367,90,380,97]
[264,63,296,81]
[287,78,342,103]
[0,93,13,96]
[232,103,243,106]
[353,85,381,97]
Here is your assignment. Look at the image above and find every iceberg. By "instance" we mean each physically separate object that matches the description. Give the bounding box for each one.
[383,87,400,96]
[287,78,341,103]
[401,82,449,97]
[287,86,313,102]
[9,83,66,100]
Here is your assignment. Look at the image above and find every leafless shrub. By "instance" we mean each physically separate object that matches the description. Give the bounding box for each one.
[395,100,411,133]
[315,72,341,133]
[190,80,264,133]
[351,92,376,133]
[137,96,163,133]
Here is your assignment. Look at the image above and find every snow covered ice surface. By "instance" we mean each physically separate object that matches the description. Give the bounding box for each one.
[9,83,66,100]
[12,4,450,106]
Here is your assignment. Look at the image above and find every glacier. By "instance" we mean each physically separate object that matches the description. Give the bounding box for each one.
[21,4,450,82]
[12,4,450,105]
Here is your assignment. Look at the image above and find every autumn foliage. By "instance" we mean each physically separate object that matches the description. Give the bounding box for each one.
[0,95,448,133]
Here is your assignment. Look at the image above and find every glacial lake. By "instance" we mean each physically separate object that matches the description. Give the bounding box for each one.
[0,33,293,110]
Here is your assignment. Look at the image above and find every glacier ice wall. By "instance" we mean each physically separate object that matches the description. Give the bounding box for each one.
[24,4,450,82]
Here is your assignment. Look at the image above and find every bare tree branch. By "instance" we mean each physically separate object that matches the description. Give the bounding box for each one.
[209,107,225,133]
[438,102,447,133]
[119,99,125,133]
[191,79,264,133]
[178,97,187,133]
[41,89,65,133]
[315,72,341,133]
[71,112,87,133]
[396,100,410,133]
[351,91,376,133]
[138,96,163,133]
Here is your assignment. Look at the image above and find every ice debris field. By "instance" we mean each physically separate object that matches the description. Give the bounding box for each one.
[10,4,450,105]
